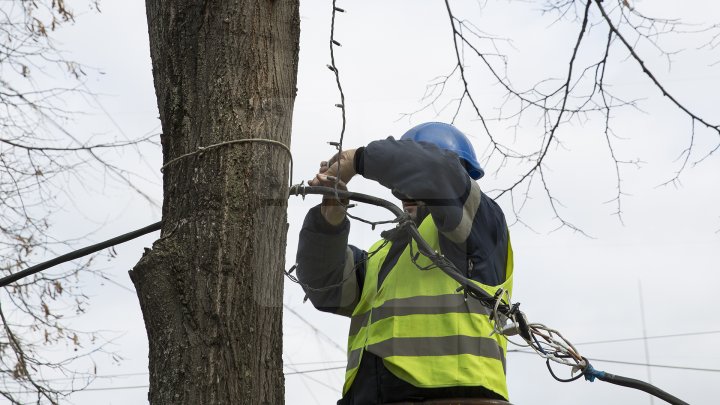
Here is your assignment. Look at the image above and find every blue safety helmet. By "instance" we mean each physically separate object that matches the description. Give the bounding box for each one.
[400,122,484,179]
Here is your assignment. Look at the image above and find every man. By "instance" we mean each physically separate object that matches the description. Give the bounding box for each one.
[296,122,513,404]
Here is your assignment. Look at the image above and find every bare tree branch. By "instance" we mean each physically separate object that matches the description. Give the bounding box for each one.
[0,1,157,402]
[405,0,719,233]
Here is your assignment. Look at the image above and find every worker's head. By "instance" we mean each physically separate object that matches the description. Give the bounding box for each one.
[400,122,484,180]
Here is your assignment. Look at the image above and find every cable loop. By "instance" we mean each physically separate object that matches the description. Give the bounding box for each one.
[284,239,389,293]
[160,138,294,186]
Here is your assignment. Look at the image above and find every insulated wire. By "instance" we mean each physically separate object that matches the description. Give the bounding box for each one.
[3,367,348,396]
[508,350,720,373]
[574,330,720,346]
[284,304,345,354]
[7,354,719,396]
[0,222,161,287]
[284,354,323,404]
[285,366,345,375]
[1,362,349,388]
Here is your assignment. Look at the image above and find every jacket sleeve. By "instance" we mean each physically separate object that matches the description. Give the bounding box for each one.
[358,137,509,286]
[295,204,366,317]
[359,137,483,244]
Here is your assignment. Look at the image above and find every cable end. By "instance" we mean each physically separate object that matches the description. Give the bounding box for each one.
[583,362,606,383]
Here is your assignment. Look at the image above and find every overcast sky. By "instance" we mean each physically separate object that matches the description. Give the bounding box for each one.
[5,0,720,404]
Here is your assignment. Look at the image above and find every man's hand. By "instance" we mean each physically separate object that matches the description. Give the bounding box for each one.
[309,148,357,186]
[312,174,349,226]
[309,149,357,226]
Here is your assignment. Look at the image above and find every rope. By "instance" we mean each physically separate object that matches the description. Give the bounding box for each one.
[160,138,294,186]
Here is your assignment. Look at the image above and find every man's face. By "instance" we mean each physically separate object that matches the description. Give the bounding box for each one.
[402,200,423,221]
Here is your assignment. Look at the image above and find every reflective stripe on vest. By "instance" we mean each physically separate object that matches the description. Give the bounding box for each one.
[343,214,514,399]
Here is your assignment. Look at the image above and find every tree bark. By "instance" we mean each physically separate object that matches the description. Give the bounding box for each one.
[130,1,299,404]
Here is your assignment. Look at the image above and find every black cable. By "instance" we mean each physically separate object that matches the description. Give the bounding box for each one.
[577,360,690,405]
[0,221,162,288]
[290,185,405,217]
[546,359,584,383]
[594,371,689,405]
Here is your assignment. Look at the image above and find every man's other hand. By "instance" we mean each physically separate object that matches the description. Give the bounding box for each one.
[309,148,357,186]
[311,174,349,226]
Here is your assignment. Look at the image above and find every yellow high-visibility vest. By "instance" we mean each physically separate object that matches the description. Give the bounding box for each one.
[343,214,514,399]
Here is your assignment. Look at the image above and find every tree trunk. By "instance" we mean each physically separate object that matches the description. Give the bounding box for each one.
[130,1,299,404]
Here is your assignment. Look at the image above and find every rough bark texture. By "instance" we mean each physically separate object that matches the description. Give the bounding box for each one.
[130,1,299,404]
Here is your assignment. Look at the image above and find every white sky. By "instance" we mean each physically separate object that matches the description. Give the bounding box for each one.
[5,0,720,404]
